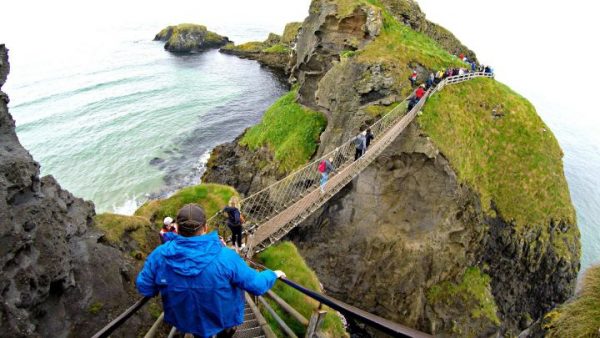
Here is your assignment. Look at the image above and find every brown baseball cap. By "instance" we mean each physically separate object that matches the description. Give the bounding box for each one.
[176,204,206,233]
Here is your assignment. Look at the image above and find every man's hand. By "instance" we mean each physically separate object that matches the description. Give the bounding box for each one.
[274,270,286,279]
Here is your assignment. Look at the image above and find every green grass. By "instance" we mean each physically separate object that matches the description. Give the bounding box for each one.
[134,183,238,231]
[263,43,289,54]
[94,213,157,257]
[545,264,600,337]
[427,267,500,325]
[419,78,577,258]
[350,0,466,96]
[258,242,348,337]
[240,90,327,172]
[222,41,265,53]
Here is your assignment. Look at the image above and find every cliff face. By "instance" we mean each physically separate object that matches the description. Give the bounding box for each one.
[202,1,579,336]
[0,45,151,337]
[220,23,303,73]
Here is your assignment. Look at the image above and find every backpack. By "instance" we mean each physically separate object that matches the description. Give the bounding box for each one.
[318,160,326,173]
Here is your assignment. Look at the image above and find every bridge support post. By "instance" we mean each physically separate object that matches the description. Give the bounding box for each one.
[305,304,327,338]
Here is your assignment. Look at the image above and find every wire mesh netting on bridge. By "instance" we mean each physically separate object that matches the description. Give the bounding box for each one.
[207,72,494,252]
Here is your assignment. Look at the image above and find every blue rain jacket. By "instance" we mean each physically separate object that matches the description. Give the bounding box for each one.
[136,231,277,337]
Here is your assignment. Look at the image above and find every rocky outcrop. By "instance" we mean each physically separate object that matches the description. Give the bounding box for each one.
[219,22,303,73]
[201,133,285,196]
[0,45,152,337]
[375,0,477,61]
[288,124,497,334]
[154,24,230,53]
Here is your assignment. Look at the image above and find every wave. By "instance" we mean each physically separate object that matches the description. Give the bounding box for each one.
[11,74,155,110]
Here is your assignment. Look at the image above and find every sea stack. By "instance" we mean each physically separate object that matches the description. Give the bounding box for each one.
[154,23,230,53]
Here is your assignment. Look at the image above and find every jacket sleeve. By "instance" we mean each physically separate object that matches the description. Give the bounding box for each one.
[136,250,160,297]
[230,253,277,296]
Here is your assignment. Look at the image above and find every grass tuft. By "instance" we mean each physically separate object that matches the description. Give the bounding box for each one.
[240,90,327,172]
[134,183,238,231]
[427,267,500,325]
[545,265,600,337]
[258,242,348,337]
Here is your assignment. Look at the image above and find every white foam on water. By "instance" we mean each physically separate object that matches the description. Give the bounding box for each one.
[112,194,141,216]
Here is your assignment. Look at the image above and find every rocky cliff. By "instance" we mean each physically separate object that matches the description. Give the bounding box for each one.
[219,22,303,73]
[0,45,152,337]
[155,23,230,53]
[202,0,579,337]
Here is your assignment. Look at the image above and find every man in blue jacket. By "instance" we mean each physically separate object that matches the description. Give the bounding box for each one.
[136,203,285,338]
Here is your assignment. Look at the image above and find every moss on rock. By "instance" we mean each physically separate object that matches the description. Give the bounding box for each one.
[544,265,600,337]
[154,23,229,53]
[240,90,327,172]
[419,78,577,258]
[258,242,348,337]
[281,22,303,44]
[135,183,237,230]
[427,267,500,335]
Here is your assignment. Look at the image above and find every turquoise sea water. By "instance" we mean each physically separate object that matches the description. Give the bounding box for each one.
[2,19,599,273]
[4,23,287,214]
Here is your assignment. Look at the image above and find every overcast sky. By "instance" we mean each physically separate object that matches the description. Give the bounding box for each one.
[1,0,597,126]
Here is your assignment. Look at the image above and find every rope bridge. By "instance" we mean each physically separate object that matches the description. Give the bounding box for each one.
[93,72,492,338]
[208,72,494,253]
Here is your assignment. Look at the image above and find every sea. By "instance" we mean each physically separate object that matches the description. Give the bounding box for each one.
[2,3,598,273]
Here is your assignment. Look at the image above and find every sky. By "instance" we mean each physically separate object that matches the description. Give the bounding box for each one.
[417,0,599,125]
[1,0,597,123]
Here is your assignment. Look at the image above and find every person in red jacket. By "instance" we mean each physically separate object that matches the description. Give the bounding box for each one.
[415,84,425,100]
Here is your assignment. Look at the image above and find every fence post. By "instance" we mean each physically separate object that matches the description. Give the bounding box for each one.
[305,303,327,338]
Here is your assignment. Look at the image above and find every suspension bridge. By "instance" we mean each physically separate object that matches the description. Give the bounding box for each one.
[93,72,494,338]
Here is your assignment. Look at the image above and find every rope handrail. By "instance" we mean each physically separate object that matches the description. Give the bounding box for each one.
[245,259,432,338]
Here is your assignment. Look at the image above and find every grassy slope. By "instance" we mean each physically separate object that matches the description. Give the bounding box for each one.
[355,0,467,96]
[135,183,238,231]
[240,90,327,172]
[427,267,500,326]
[258,242,347,337]
[545,264,600,337]
[419,78,577,258]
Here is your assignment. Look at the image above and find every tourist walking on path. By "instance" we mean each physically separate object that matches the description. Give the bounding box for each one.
[222,197,244,250]
[415,84,426,101]
[409,69,417,86]
[365,128,374,150]
[354,131,367,161]
[318,157,335,193]
[137,203,285,338]
[427,72,435,89]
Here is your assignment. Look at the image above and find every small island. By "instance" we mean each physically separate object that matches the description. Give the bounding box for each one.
[154,23,230,53]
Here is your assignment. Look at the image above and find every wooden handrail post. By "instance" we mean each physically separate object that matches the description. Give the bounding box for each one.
[305,304,327,338]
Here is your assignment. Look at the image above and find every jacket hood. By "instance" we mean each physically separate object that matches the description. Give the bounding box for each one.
[161,231,222,276]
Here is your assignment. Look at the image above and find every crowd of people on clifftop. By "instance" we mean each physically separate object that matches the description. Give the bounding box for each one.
[407,56,493,112]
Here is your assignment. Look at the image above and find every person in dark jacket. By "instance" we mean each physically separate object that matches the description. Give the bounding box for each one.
[222,197,243,250]
[365,128,374,150]
[137,203,285,338]
[354,131,367,161]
